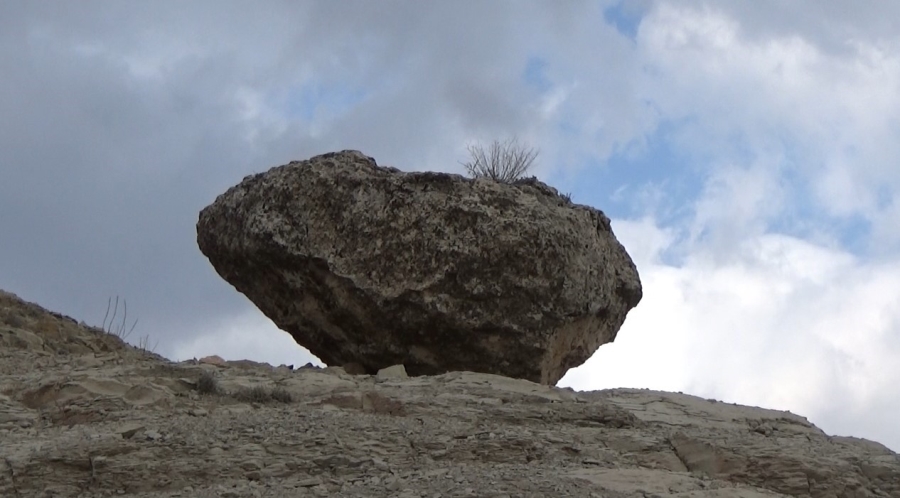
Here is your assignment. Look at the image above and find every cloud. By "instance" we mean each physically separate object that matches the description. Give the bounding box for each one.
[558,1,900,453]
[0,1,638,386]
[636,2,900,249]
[562,212,900,452]
[687,162,786,258]
[561,145,900,451]
[166,310,322,368]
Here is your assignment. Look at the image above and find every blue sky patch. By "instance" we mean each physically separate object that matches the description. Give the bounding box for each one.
[523,56,553,94]
[558,119,704,222]
[544,120,705,266]
[603,1,644,42]
[283,82,368,122]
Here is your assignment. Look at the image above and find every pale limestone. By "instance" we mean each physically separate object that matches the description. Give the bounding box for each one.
[1,289,898,497]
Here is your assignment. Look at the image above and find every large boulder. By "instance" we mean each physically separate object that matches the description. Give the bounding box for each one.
[196,150,641,385]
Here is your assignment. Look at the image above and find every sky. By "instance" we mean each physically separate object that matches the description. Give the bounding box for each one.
[2,1,899,452]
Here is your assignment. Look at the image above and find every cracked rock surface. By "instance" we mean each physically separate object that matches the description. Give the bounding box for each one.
[1,289,898,497]
[196,150,641,385]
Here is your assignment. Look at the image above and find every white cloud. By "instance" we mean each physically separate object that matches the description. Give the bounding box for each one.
[166,311,322,369]
[612,216,677,268]
[558,4,900,452]
[637,2,900,236]
[537,83,575,121]
[232,86,291,147]
[560,216,900,452]
[688,162,786,257]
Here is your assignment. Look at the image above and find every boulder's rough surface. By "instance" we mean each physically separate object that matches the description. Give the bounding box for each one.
[1,289,899,497]
[196,150,642,385]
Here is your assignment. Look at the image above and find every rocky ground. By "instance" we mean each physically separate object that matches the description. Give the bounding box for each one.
[1,289,898,497]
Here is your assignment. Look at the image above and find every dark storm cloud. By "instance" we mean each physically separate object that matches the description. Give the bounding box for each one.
[0,1,621,356]
[0,1,315,340]
[2,0,895,354]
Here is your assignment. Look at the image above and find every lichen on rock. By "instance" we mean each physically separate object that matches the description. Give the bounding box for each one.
[197,150,642,385]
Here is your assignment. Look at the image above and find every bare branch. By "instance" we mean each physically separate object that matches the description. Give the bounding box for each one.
[101,297,112,333]
[461,137,538,183]
[100,296,138,341]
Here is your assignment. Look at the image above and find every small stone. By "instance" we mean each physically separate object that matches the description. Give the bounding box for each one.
[376,364,408,380]
[198,355,226,366]
[120,425,146,439]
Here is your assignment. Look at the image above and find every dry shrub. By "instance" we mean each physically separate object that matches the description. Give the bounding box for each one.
[270,386,294,403]
[232,385,293,404]
[461,137,538,183]
[196,370,220,395]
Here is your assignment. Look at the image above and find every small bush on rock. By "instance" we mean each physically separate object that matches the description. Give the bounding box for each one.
[461,137,538,183]
[270,386,294,403]
[231,385,294,404]
[233,385,271,403]
[196,370,220,395]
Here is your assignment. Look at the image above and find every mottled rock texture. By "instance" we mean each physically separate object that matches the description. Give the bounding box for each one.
[1,289,899,497]
[197,150,642,385]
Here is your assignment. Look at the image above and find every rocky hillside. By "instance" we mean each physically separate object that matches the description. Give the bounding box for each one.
[1,289,898,497]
